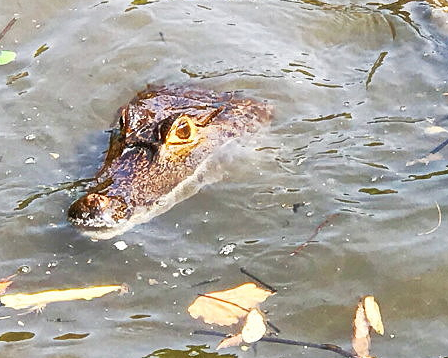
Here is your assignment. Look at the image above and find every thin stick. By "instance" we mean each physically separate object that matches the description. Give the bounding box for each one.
[417,202,442,236]
[191,277,221,288]
[290,213,340,256]
[193,330,356,358]
[239,267,277,293]
[0,18,17,43]
[430,138,448,154]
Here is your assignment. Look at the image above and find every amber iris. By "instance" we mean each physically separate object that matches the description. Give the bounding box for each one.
[175,120,191,139]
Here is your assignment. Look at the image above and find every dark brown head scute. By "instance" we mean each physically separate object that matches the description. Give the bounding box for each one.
[68,85,272,231]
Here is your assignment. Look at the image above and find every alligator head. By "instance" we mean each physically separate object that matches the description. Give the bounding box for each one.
[68,85,271,239]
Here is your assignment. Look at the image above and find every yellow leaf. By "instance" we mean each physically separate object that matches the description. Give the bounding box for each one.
[363,296,384,335]
[0,281,13,295]
[425,126,448,134]
[0,284,126,310]
[216,333,243,350]
[188,283,274,326]
[241,308,266,343]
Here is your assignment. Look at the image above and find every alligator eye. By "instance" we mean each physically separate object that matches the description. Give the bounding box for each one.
[165,115,197,145]
[175,120,191,139]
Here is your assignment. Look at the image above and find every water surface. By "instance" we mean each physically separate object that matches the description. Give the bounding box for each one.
[1,0,448,357]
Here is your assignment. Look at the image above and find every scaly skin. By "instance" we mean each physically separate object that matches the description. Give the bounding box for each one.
[68,85,272,233]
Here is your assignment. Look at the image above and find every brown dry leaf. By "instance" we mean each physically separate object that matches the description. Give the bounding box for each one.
[216,333,243,350]
[241,308,266,343]
[352,301,371,358]
[188,283,274,326]
[0,281,12,295]
[0,284,126,311]
[363,296,384,335]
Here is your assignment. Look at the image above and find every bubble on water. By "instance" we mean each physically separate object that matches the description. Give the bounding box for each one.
[24,157,36,164]
[24,134,36,141]
[399,106,406,111]
[17,265,31,274]
[179,268,194,276]
[219,243,236,255]
[114,241,128,251]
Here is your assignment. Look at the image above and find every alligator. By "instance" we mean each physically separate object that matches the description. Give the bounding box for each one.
[68,85,272,240]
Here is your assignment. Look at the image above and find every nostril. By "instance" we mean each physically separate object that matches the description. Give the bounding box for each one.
[85,194,110,209]
[68,193,129,228]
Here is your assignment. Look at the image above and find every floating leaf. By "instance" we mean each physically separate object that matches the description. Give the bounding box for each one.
[363,296,384,335]
[425,125,448,134]
[0,284,127,311]
[0,331,34,342]
[217,334,243,350]
[352,296,384,358]
[0,50,16,65]
[34,44,49,58]
[352,302,371,358]
[241,308,266,343]
[0,281,12,295]
[188,283,274,326]
[53,333,89,340]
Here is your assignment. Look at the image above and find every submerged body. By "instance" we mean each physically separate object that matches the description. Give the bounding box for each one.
[68,85,271,239]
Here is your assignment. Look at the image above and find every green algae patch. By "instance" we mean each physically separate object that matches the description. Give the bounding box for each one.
[53,333,89,340]
[0,331,35,342]
[358,188,397,195]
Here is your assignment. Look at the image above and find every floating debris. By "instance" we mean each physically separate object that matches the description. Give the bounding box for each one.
[24,157,36,164]
[53,333,89,340]
[34,44,49,58]
[113,241,128,250]
[0,50,16,65]
[6,71,28,85]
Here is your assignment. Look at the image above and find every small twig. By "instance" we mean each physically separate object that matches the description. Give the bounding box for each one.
[266,320,280,334]
[193,330,356,358]
[0,18,17,43]
[417,202,442,236]
[191,276,221,288]
[430,138,448,154]
[290,213,340,256]
[0,273,17,282]
[240,267,277,293]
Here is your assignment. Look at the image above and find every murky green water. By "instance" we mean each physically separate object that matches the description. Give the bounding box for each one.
[1,0,448,357]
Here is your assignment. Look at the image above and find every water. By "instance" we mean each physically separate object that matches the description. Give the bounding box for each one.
[1,0,448,357]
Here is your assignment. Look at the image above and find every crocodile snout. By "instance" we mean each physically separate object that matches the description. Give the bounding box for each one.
[68,193,129,228]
